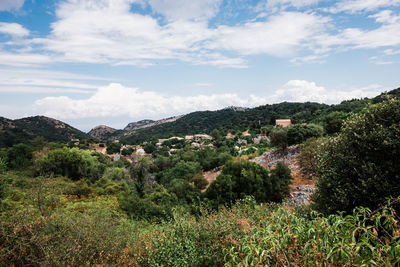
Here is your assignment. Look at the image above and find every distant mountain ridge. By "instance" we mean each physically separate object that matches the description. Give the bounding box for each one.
[1,87,399,147]
[0,115,89,147]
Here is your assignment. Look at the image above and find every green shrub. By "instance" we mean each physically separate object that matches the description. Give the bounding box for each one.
[297,137,328,179]
[6,144,34,169]
[35,148,106,181]
[312,98,400,214]
[269,162,293,202]
[106,142,121,154]
[119,185,178,221]
[322,111,349,135]
[269,127,288,150]
[206,161,270,208]
[286,124,323,145]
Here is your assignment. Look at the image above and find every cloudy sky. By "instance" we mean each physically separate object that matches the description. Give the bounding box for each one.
[0,0,399,131]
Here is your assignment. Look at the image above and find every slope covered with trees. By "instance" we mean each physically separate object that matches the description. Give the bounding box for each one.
[0,116,90,148]
[120,88,400,144]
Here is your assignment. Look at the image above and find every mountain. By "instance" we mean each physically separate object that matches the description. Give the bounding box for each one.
[0,115,89,147]
[123,116,182,131]
[119,102,330,144]
[88,125,117,141]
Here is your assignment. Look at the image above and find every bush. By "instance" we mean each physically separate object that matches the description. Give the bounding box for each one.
[106,142,121,154]
[161,160,201,185]
[287,124,323,145]
[312,98,400,214]
[119,185,177,221]
[6,144,34,169]
[206,161,283,208]
[35,148,106,181]
[0,150,8,173]
[297,137,328,179]
[269,127,288,150]
[322,111,348,135]
[269,162,293,202]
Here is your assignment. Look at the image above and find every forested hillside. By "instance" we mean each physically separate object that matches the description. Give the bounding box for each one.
[120,87,400,144]
[0,116,90,147]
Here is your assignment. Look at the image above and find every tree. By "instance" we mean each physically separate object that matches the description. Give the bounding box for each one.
[205,161,287,208]
[269,162,293,202]
[312,98,400,214]
[31,136,47,150]
[297,137,328,179]
[130,156,151,197]
[106,142,121,154]
[210,129,222,141]
[121,148,134,156]
[269,127,288,150]
[286,124,323,146]
[7,144,34,169]
[322,111,348,135]
[35,148,106,181]
[143,143,156,154]
[161,160,201,185]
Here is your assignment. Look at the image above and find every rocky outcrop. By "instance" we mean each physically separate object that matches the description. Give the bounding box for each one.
[124,119,155,131]
[251,145,315,206]
[88,125,116,141]
[289,186,315,205]
[124,116,182,131]
[251,145,299,170]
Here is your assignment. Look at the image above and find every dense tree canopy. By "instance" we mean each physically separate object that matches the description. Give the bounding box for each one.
[205,160,292,208]
[35,148,106,181]
[312,98,400,214]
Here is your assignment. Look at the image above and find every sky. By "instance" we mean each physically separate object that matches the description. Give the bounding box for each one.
[0,0,399,131]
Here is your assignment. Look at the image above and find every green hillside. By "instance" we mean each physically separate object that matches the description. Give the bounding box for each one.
[119,87,400,144]
[0,116,90,147]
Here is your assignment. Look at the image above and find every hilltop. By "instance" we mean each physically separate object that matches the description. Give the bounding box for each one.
[88,125,117,141]
[0,115,89,147]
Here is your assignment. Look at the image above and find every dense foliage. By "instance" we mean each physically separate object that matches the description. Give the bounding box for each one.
[205,161,292,208]
[312,98,400,214]
[1,172,399,266]
[35,148,107,181]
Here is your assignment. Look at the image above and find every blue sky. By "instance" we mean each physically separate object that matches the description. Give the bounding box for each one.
[0,0,399,131]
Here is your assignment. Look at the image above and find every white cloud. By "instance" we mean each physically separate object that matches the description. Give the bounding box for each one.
[28,0,328,67]
[33,83,268,119]
[384,48,400,55]
[266,0,319,9]
[209,12,327,57]
[146,0,222,21]
[0,22,29,37]
[290,54,327,64]
[0,68,109,94]
[0,51,52,67]
[316,10,400,50]
[0,0,25,11]
[269,80,385,104]
[329,0,400,14]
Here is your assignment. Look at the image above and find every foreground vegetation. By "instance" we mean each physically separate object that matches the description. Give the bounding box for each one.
[1,173,399,266]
